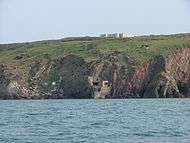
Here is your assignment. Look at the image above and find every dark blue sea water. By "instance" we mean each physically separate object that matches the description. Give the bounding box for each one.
[0,99,190,143]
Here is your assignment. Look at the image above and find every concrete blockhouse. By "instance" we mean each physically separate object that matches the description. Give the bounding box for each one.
[100,33,134,38]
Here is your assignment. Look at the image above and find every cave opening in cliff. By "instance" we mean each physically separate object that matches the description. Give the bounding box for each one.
[93,81,99,86]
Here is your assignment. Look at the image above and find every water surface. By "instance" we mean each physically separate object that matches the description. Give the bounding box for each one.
[0,99,190,143]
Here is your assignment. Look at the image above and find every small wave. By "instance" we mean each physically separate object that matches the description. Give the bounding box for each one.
[133,132,156,137]
[26,112,51,116]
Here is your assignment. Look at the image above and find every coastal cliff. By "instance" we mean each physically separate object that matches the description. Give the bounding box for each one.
[0,34,190,99]
[87,47,190,98]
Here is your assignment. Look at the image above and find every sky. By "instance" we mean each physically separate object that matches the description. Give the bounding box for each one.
[0,0,190,43]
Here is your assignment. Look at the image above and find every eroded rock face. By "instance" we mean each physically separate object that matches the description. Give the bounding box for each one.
[112,47,190,98]
[38,55,92,99]
[0,64,10,99]
[143,47,190,98]
[88,47,190,98]
[88,61,118,98]
[166,47,190,97]
[0,64,30,99]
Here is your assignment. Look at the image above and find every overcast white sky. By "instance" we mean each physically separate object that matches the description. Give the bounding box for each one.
[0,0,190,43]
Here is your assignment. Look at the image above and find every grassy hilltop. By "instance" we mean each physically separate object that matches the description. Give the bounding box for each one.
[0,33,190,86]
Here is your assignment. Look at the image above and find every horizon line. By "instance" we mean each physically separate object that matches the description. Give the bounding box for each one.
[1,32,190,45]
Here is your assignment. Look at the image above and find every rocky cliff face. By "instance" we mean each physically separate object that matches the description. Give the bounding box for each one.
[28,55,92,99]
[0,47,189,99]
[0,65,10,99]
[88,61,120,98]
[143,47,190,98]
[88,47,190,98]
[0,64,30,99]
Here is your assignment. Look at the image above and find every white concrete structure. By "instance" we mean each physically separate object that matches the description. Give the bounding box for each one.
[100,33,134,38]
[120,33,134,38]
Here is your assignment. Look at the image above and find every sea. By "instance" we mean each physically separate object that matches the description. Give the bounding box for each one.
[0,99,190,143]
